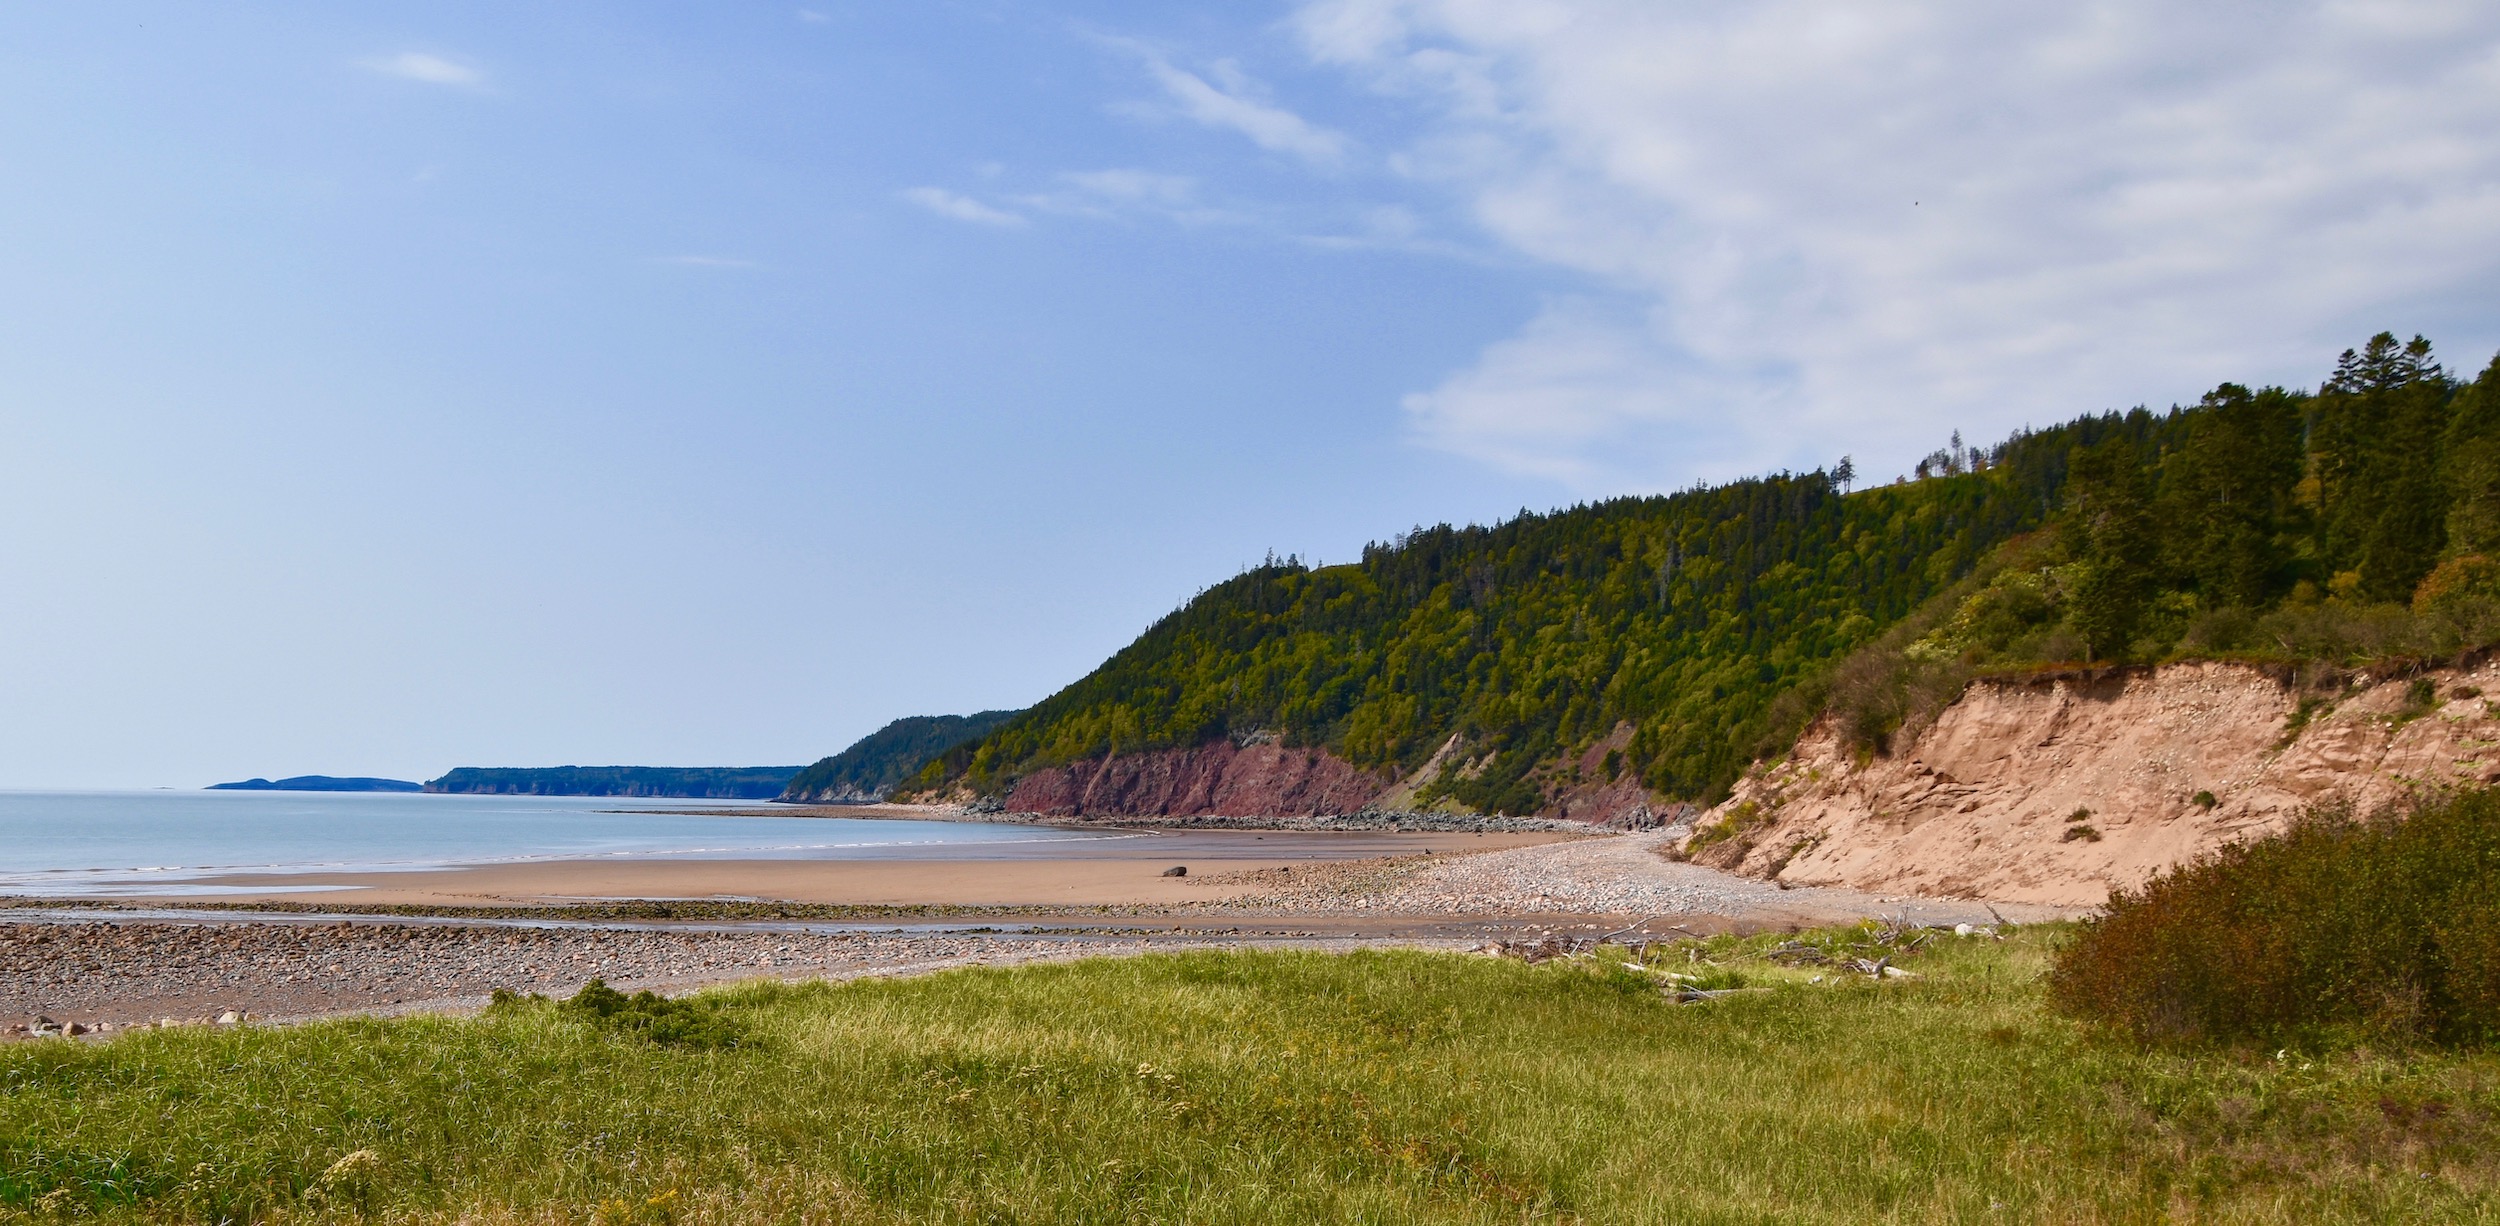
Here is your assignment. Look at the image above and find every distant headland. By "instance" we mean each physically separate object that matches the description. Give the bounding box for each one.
[422,765,803,800]
[207,775,424,792]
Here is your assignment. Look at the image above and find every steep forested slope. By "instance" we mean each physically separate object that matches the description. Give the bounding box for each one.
[781,711,1021,803]
[907,334,2500,817]
[906,426,2134,812]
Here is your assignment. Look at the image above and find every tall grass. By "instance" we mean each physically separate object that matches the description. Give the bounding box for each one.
[2051,790,2500,1048]
[6,933,2499,1223]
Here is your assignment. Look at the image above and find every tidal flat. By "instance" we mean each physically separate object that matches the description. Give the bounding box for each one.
[5,928,2495,1224]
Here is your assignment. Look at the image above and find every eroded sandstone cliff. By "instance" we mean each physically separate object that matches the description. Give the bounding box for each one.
[1004,740,1390,818]
[1688,659,2500,907]
[1001,730,1680,824]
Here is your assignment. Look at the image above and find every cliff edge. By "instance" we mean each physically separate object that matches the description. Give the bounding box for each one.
[1688,659,2500,907]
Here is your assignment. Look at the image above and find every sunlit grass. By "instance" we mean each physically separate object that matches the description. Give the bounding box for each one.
[5,927,2498,1223]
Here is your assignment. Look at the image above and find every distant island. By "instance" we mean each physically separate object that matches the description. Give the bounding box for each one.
[208,775,424,792]
[423,766,804,800]
[780,711,1023,803]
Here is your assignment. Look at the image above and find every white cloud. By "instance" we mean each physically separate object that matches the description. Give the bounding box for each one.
[1111,41,1353,166]
[1017,170,1243,226]
[1058,168,1197,206]
[358,52,484,89]
[795,9,831,24]
[900,187,1025,228]
[1296,0,2500,489]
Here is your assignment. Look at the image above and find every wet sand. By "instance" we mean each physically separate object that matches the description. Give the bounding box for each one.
[151,830,1573,908]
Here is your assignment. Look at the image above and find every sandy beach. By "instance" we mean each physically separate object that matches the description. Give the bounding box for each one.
[157,827,1573,908]
[4,822,2076,1039]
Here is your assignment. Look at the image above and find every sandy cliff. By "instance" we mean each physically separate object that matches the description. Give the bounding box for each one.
[1689,659,2500,907]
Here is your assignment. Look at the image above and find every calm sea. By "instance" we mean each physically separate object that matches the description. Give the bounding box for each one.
[0,790,1121,896]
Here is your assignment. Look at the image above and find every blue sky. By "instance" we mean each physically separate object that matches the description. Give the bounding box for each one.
[2,1,2495,786]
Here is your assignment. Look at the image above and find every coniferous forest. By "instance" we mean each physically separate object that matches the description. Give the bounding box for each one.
[901,336,2500,814]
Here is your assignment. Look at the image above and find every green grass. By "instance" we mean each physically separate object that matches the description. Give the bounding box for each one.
[6,929,2500,1224]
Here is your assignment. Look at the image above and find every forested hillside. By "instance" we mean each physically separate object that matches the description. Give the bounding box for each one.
[903,334,2500,816]
[1818,335,2500,751]
[425,766,802,800]
[780,711,1021,803]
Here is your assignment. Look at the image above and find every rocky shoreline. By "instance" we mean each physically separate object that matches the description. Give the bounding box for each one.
[4,833,2076,1042]
[972,807,1590,834]
[0,919,1184,1039]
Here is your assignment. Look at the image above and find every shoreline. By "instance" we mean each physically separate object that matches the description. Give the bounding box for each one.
[733,800,1601,835]
[5,828,2080,1039]
[18,828,1572,909]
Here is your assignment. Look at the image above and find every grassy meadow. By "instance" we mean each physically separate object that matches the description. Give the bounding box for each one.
[5,928,2499,1224]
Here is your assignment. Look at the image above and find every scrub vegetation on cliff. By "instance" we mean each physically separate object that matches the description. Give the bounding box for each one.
[9,934,2498,1223]
[909,334,2500,816]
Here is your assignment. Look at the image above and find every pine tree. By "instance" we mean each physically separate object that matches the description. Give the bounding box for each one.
[2311,333,2456,600]
[2159,383,2303,607]
[2064,437,2157,661]
[2444,352,2500,559]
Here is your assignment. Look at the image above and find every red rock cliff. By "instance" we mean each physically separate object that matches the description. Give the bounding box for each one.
[1005,741,1389,818]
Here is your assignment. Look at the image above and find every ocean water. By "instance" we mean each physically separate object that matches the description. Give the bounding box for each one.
[0,790,1122,896]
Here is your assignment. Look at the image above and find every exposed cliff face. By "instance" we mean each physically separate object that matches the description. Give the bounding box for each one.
[1002,727,1682,824]
[1690,659,2500,907]
[1005,741,1390,818]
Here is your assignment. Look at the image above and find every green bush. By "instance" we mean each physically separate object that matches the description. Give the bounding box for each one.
[538,979,749,1049]
[2049,789,2500,1046]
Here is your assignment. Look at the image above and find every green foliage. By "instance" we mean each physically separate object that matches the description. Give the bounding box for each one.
[543,979,749,1049]
[1828,336,2500,753]
[9,939,2500,1222]
[780,711,1022,802]
[2064,434,2160,661]
[2312,334,2456,603]
[2050,788,2500,1048]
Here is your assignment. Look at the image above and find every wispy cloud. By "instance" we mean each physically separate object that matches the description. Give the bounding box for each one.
[1298,0,2500,490]
[901,186,1025,228]
[1016,169,1245,227]
[1058,169,1197,206]
[357,52,484,89]
[795,9,831,24]
[1104,38,1352,167]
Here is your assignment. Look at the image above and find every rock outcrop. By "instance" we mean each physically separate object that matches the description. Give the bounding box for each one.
[1690,659,2500,907]
[1004,741,1390,818]
[1002,726,1682,824]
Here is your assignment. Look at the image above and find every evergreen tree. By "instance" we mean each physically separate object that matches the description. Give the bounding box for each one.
[2158,383,2303,607]
[2443,352,2500,558]
[2063,436,2157,661]
[2312,333,2455,600]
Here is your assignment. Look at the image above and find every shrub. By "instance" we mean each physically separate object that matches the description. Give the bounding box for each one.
[2049,788,2500,1046]
[552,979,749,1049]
